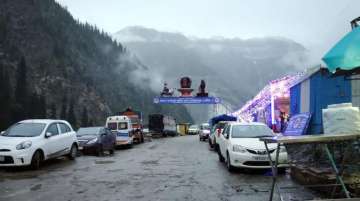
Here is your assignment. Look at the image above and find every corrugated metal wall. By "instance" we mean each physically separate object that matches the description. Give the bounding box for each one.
[290,69,352,134]
[351,76,360,107]
[309,71,351,134]
[290,84,300,115]
[300,79,310,113]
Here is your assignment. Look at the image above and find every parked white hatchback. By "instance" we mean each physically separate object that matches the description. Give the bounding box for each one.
[218,122,288,171]
[0,119,78,169]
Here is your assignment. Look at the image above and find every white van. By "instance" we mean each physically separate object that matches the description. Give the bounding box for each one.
[105,116,134,147]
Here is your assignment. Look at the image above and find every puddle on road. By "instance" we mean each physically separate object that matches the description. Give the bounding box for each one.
[0,171,40,180]
[149,144,158,149]
[30,184,42,191]
[107,168,124,173]
[141,160,159,165]
[95,160,115,164]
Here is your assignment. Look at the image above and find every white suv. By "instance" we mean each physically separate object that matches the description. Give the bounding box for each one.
[0,119,78,169]
[218,122,288,171]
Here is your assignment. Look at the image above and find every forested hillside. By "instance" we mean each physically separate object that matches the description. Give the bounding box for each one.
[0,0,192,130]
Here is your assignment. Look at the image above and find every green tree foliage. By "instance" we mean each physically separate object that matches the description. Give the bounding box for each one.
[0,65,11,130]
[60,94,67,120]
[50,103,57,119]
[81,107,88,127]
[67,99,77,128]
[28,93,47,119]
[12,57,28,122]
[0,0,193,130]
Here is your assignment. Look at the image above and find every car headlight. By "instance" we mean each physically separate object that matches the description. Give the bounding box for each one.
[16,141,32,150]
[87,137,98,144]
[233,145,247,153]
[279,146,287,153]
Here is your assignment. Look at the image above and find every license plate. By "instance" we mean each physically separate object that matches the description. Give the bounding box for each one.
[253,156,268,161]
[0,156,4,162]
[79,147,83,150]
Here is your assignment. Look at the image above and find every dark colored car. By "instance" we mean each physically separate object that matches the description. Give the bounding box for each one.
[77,127,116,156]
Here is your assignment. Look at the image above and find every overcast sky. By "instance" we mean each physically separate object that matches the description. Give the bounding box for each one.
[56,0,359,63]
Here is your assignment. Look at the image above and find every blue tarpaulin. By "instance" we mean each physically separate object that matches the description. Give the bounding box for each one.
[209,114,237,126]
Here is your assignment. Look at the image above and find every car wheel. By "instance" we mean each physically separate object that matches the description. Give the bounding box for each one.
[68,144,78,160]
[218,150,225,162]
[30,150,43,170]
[109,146,115,155]
[215,144,219,152]
[208,139,213,148]
[226,152,235,172]
[97,145,104,156]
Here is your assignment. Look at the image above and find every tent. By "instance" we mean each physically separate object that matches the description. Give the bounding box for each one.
[209,114,237,126]
[322,21,360,72]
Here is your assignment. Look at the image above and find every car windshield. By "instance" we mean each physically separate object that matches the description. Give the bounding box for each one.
[77,127,101,136]
[107,123,117,130]
[231,125,273,138]
[2,123,46,137]
[190,125,198,129]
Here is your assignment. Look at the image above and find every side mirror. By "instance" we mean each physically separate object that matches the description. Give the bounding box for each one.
[225,133,229,139]
[0,131,5,135]
[45,132,52,138]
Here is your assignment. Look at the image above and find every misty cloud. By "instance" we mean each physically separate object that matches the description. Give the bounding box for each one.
[112,26,310,122]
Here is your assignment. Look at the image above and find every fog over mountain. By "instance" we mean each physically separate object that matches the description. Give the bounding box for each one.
[113,26,309,122]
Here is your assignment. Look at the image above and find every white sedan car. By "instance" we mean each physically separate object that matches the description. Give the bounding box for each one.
[218,122,288,171]
[0,119,78,169]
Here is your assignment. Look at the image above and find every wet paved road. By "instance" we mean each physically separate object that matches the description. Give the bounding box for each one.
[0,135,316,201]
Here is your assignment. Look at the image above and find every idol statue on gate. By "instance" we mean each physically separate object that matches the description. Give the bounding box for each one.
[177,77,194,96]
[160,82,173,97]
[196,80,208,97]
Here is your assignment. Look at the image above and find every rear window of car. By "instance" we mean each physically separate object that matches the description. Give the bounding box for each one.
[118,122,128,130]
[216,123,226,129]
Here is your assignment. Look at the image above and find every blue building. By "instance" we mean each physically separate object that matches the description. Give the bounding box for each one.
[290,67,353,134]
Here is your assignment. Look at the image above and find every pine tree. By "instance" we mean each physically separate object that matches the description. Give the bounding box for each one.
[68,99,77,128]
[60,94,67,120]
[0,67,11,130]
[50,103,57,119]
[81,107,88,127]
[88,119,94,127]
[13,57,28,122]
[15,57,28,106]
[28,93,39,118]
[38,95,46,118]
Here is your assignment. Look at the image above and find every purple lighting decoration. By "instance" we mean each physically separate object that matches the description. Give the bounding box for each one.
[231,73,303,122]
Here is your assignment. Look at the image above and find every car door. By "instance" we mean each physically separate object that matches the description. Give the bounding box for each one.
[223,125,232,154]
[106,128,116,147]
[58,123,74,153]
[99,128,109,149]
[43,123,61,158]
[219,125,229,157]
